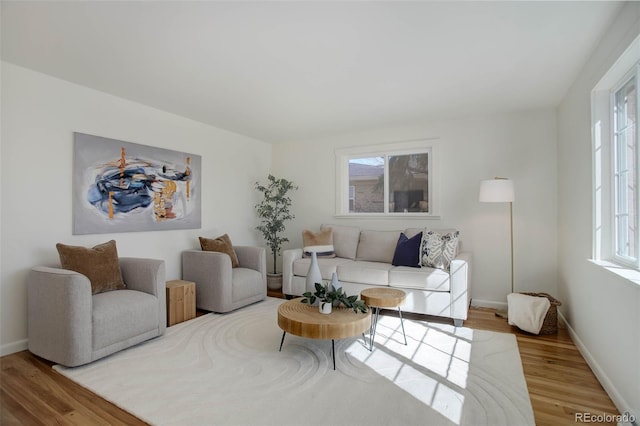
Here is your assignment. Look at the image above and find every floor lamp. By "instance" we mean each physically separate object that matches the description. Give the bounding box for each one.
[479,177,515,319]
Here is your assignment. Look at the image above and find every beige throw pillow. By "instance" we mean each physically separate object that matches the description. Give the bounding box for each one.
[56,240,126,295]
[302,228,336,257]
[199,234,240,267]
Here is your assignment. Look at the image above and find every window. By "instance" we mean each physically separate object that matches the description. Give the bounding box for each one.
[613,76,638,262]
[335,139,440,217]
[592,34,640,268]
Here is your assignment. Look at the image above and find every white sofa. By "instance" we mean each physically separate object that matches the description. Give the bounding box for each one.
[283,224,471,326]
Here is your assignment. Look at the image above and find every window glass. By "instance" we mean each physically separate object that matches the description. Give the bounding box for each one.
[348,157,384,213]
[613,76,638,261]
[389,153,429,213]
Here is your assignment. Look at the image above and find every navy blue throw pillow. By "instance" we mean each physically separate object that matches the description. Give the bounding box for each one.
[392,232,422,267]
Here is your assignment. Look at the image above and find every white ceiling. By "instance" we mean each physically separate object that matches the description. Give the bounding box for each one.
[1,1,622,143]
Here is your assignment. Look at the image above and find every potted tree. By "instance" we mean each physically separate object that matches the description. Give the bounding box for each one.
[255,174,298,290]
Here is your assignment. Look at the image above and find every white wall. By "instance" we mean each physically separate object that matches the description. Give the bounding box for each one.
[0,62,272,354]
[557,3,640,420]
[272,110,558,308]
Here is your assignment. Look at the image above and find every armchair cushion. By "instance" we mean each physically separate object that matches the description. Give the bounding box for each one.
[56,240,125,294]
[92,290,160,350]
[199,234,239,267]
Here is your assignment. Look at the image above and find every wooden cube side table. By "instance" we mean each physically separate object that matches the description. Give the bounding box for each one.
[166,280,196,326]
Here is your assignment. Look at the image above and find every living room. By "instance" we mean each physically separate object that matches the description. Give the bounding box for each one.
[1,1,639,425]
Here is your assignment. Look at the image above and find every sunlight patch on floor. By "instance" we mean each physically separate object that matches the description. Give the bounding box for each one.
[347,317,473,424]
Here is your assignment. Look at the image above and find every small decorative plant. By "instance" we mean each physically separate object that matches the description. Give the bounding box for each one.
[301,282,368,314]
[255,175,298,274]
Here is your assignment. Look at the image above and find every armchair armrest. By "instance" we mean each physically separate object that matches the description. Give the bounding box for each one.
[27,266,93,366]
[119,257,166,297]
[282,248,303,296]
[182,250,232,312]
[234,246,266,274]
[119,257,166,336]
[450,251,471,321]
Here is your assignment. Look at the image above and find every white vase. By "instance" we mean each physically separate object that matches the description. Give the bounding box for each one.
[319,301,332,314]
[329,272,341,292]
[330,272,342,306]
[305,251,322,296]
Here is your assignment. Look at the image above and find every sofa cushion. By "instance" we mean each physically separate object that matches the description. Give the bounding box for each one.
[389,266,450,291]
[293,257,354,280]
[302,228,335,258]
[56,240,125,295]
[336,261,392,286]
[356,230,401,263]
[200,234,239,268]
[392,232,422,268]
[420,230,460,271]
[321,224,360,260]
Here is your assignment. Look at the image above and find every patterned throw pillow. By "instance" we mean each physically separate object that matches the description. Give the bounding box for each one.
[420,230,459,271]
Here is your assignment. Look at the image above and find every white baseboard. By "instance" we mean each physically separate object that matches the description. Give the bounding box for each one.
[1,339,28,357]
[558,311,638,426]
[470,298,507,311]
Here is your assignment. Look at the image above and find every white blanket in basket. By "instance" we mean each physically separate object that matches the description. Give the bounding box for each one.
[507,293,550,334]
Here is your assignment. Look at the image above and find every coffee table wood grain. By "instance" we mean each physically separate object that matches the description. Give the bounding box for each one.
[360,287,406,308]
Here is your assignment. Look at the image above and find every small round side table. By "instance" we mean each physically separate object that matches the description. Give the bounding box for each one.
[360,288,407,351]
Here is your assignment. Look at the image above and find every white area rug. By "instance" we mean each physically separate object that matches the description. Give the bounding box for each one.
[55,297,534,426]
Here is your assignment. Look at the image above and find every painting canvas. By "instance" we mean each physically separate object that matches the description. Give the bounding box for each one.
[73,132,201,235]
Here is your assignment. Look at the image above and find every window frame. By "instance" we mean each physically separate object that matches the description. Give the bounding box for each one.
[335,139,441,219]
[612,70,639,266]
[592,34,640,270]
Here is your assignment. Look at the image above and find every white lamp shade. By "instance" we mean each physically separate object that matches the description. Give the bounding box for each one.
[479,179,515,202]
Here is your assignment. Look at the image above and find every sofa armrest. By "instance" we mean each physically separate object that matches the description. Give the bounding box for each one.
[27,266,93,366]
[282,248,303,296]
[450,251,471,321]
[119,257,166,336]
[182,250,232,312]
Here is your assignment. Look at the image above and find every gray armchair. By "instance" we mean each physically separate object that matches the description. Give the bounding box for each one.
[27,258,166,367]
[182,246,267,313]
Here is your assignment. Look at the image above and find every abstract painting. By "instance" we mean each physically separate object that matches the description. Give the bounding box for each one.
[73,132,201,235]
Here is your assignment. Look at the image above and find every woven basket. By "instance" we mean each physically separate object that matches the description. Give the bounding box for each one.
[520,292,562,334]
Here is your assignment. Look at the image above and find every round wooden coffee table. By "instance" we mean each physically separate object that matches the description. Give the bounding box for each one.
[277,298,371,370]
[360,288,407,350]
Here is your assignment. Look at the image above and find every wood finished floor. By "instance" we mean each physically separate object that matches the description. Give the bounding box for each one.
[1,292,619,426]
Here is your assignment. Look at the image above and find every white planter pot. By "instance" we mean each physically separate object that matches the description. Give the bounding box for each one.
[319,302,332,314]
[266,273,282,291]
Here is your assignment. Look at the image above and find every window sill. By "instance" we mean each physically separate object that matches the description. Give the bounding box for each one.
[334,214,441,220]
[588,259,640,287]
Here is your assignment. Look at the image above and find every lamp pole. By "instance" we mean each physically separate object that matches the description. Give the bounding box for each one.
[479,177,515,319]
